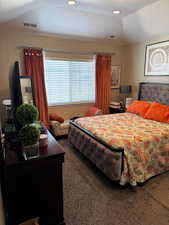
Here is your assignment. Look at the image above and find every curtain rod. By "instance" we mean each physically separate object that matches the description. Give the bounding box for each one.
[17,46,116,56]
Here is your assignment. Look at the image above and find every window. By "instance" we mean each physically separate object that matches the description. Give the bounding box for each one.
[44,59,95,105]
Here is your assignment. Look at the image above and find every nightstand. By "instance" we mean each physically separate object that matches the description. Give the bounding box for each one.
[109,107,125,114]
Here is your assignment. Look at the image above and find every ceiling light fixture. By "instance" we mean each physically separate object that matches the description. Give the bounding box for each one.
[113,10,121,14]
[68,0,76,5]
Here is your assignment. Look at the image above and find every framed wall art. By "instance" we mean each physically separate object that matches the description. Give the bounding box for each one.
[145,40,169,76]
[111,65,121,88]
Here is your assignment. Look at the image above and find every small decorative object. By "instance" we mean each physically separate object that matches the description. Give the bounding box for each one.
[2,99,12,123]
[111,65,121,88]
[19,124,40,159]
[16,104,39,126]
[39,121,48,134]
[126,97,133,109]
[145,40,169,76]
[110,101,121,109]
[39,134,48,148]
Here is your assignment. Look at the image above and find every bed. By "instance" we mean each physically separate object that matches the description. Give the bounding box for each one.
[68,82,169,186]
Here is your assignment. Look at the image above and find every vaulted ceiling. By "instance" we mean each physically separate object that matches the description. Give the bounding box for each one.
[0,0,168,43]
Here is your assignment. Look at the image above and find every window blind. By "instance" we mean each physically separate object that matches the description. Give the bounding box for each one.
[44,59,95,105]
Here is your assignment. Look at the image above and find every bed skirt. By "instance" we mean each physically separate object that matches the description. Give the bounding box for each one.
[68,123,123,181]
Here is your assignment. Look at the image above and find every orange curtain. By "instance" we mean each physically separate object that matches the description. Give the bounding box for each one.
[95,55,111,114]
[24,48,49,127]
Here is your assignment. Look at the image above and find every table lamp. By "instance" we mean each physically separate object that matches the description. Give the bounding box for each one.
[120,85,132,107]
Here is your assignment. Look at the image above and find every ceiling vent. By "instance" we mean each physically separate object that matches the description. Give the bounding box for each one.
[110,35,115,39]
[24,23,37,28]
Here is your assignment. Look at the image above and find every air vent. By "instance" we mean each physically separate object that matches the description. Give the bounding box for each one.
[24,23,37,28]
[110,35,115,39]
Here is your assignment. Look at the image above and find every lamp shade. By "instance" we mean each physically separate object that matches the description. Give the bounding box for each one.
[120,85,132,94]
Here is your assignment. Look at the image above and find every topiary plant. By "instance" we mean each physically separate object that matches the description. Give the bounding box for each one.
[19,124,40,146]
[16,104,39,126]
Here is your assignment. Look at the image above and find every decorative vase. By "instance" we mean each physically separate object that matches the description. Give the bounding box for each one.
[22,142,39,159]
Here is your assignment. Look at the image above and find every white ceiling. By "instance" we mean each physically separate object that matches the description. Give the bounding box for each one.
[123,0,169,43]
[0,0,163,42]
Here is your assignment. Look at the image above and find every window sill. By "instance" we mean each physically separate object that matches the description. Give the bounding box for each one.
[48,101,95,107]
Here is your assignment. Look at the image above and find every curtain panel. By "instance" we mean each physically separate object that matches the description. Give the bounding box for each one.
[24,48,49,127]
[95,55,111,114]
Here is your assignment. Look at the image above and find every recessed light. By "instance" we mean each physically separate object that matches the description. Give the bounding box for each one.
[68,0,76,5]
[113,10,121,14]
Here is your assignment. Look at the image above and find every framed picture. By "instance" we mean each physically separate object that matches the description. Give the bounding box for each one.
[145,40,169,76]
[111,65,121,88]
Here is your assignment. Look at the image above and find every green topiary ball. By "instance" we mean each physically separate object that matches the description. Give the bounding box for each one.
[19,124,40,146]
[16,104,39,126]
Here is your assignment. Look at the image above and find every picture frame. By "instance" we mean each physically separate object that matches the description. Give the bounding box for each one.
[145,40,169,76]
[111,65,121,89]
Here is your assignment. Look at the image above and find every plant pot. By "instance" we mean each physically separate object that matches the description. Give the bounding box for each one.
[22,142,39,160]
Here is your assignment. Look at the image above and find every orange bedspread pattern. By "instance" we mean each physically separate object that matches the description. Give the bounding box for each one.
[76,113,169,185]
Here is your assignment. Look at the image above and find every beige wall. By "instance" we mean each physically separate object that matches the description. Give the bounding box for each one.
[0,27,125,119]
[124,36,169,99]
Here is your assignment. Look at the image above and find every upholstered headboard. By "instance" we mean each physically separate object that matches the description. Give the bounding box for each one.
[138,82,169,105]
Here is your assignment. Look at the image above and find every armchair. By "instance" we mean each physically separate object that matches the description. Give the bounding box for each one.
[49,107,102,138]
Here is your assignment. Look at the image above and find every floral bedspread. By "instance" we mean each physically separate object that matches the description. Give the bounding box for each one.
[76,113,169,185]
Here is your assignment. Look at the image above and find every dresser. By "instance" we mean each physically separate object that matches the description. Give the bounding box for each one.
[0,131,65,225]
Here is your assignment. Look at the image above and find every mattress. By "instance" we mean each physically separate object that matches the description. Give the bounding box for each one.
[70,113,169,185]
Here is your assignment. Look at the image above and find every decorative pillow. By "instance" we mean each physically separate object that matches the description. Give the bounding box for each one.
[85,107,102,117]
[126,100,151,117]
[49,113,64,123]
[144,102,169,123]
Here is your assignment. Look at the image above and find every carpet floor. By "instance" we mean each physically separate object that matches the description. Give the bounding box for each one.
[59,138,169,225]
